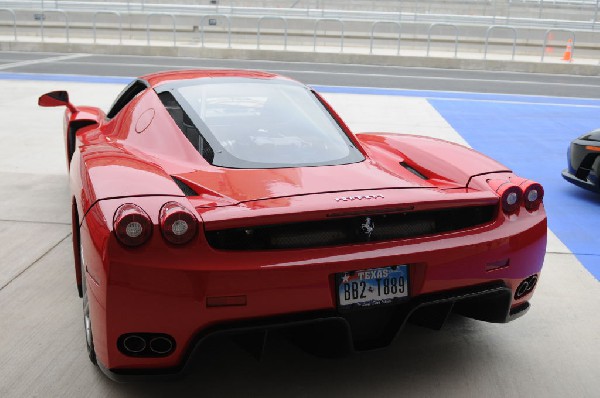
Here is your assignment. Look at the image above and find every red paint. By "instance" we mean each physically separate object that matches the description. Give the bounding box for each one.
[135,108,155,133]
[40,70,547,375]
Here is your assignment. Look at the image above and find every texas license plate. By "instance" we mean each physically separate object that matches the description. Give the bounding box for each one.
[336,265,408,308]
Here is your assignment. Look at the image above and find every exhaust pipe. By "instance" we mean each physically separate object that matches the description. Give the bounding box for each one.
[118,333,176,357]
[149,336,174,355]
[515,274,538,300]
[122,335,146,354]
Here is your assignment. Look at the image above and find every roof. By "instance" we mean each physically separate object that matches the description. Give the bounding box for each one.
[141,69,286,87]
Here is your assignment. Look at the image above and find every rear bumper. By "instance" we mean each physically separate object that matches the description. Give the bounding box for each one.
[98,281,527,382]
[82,203,546,377]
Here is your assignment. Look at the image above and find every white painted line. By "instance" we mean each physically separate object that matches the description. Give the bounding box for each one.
[421,97,600,108]
[0,53,89,71]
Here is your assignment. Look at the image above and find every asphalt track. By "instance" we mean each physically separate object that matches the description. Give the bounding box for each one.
[0,52,599,397]
[1,51,600,97]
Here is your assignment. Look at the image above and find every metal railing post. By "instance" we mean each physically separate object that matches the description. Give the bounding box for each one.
[40,9,45,42]
[0,9,16,41]
[39,10,70,43]
[200,15,232,49]
[257,16,288,50]
[426,23,459,58]
[484,26,517,61]
[369,21,401,55]
[93,11,122,45]
[541,29,576,62]
[146,13,176,46]
[313,18,344,53]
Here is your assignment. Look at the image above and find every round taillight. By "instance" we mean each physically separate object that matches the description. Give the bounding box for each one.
[488,179,524,215]
[510,177,544,212]
[159,202,198,245]
[523,183,544,211]
[113,204,153,247]
[487,180,523,214]
[499,184,523,214]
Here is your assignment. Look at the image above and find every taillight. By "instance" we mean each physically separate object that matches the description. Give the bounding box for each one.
[511,177,544,211]
[159,202,198,245]
[113,204,153,247]
[499,185,522,214]
[523,184,544,211]
[488,180,523,215]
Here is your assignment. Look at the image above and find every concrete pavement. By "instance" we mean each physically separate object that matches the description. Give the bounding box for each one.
[0,79,598,397]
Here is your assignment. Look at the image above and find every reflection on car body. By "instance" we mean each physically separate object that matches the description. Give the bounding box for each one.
[39,69,547,381]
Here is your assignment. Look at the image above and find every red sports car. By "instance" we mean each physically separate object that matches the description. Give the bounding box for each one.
[39,70,546,380]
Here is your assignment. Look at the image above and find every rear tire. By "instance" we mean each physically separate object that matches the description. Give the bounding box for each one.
[72,202,83,297]
[81,245,97,366]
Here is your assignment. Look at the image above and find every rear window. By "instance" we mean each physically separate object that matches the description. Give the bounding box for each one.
[160,78,364,169]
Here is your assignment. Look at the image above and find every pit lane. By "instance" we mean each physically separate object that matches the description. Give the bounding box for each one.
[0,56,598,397]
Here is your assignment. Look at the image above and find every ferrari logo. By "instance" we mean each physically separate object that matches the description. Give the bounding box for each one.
[361,217,375,238]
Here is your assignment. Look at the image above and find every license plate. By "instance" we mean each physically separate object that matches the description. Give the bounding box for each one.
[336,265,408,308]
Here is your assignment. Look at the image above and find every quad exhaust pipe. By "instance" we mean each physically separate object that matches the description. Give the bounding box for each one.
[119,333,175,357]
[149,336,174,355]
[122,335,146,353]
[515,274,538,300]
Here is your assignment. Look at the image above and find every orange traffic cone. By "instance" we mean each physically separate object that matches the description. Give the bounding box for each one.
[562,39,573,61]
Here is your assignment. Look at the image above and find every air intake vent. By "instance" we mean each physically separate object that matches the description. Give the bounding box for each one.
[400,162,428,180]
[206,205,496,251]
[172,177,198,196]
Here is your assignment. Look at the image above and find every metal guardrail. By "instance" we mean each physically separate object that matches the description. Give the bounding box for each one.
[0,8,16,40]
[313,18,344,52]
[92,11,122,44]
[426,23,459,57]
[40,9,69,42]
[369,21,400,55]
[1,0,598,30]
[541,28,576,61]
[257,16,288,50]
[484,26,517,60]
[0,7,595,64]
[146,12,176,46]
[199,14,231,48]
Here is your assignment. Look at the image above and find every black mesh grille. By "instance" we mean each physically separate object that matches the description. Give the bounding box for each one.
[206,205,497,251]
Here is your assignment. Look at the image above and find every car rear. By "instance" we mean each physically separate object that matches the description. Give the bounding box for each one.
[83,184,546,379]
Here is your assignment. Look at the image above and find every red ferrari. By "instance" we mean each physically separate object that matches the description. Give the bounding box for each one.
[39,70,546,380]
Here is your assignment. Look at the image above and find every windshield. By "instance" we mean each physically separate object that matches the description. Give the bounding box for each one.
[161,78,364,169]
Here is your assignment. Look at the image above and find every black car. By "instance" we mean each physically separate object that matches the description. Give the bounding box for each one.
[562,129,600,193]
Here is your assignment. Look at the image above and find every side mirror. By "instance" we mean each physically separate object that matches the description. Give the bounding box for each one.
[38,91,69,107]
[38,91,78,113]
